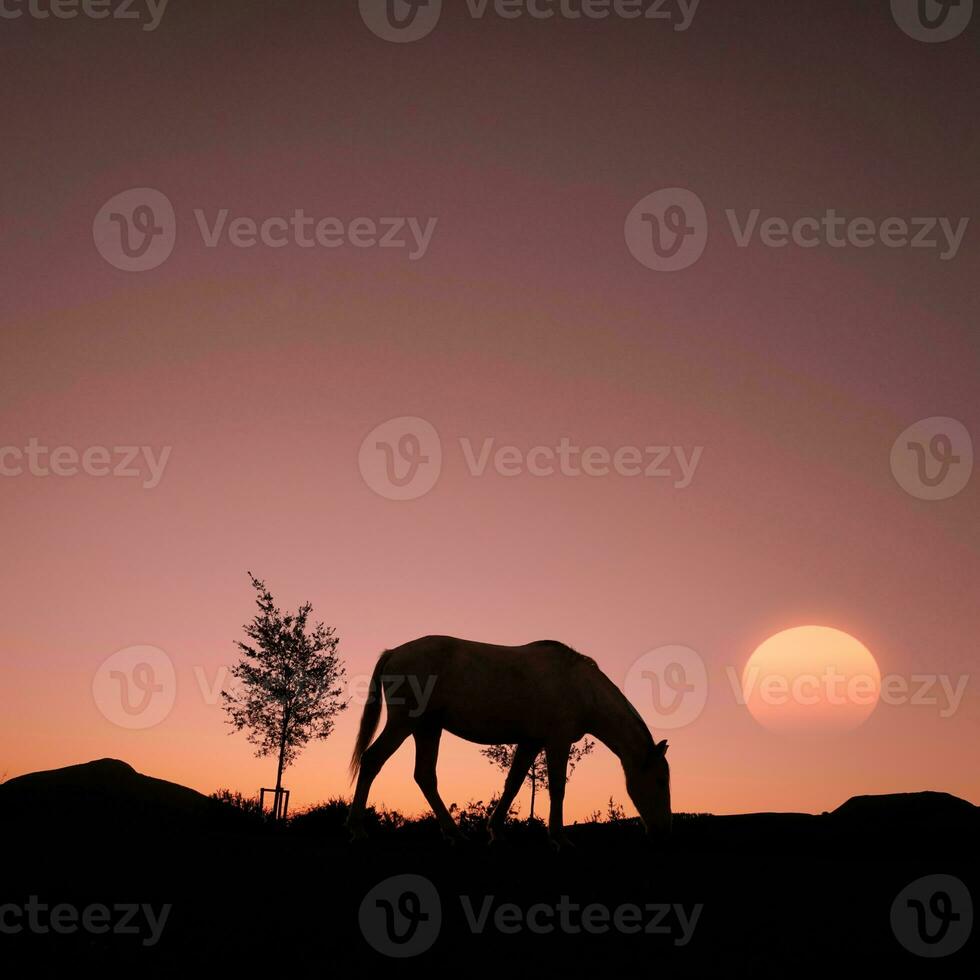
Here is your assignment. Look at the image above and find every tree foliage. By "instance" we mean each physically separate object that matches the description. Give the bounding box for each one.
[222,574,347,795]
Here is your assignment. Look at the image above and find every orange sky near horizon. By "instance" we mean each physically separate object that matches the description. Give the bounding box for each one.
[1,1,978,821]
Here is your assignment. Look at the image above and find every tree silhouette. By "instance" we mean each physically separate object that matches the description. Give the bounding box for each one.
[481,739,595,821]
[223,573,347,818]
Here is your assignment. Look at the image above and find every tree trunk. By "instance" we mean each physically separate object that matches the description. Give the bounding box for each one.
[273,708,289,820]
[529,769,536,822]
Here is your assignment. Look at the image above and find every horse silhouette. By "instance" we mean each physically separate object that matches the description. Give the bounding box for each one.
[347,635,670,846]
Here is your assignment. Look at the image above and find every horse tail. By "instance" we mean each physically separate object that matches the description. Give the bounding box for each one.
[349,649,394,781]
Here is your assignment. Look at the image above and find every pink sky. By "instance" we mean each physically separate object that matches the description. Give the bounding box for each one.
[1,1,977,820]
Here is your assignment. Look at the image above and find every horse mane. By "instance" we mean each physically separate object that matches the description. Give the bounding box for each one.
[624,693,661,754]
[533,640,662,767]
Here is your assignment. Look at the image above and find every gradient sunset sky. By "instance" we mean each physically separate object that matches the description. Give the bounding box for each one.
[1,0,977,821]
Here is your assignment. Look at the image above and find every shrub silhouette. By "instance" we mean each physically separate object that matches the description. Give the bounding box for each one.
[285,794,542,842]
[288,796,406,838]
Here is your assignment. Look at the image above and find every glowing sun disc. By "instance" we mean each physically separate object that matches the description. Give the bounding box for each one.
[742,626,881,734]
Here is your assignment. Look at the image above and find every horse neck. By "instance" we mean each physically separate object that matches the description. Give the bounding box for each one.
[587,678,650,774]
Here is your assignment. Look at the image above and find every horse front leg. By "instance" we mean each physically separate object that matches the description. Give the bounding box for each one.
[545,741,573,850]
[487,742,540,843]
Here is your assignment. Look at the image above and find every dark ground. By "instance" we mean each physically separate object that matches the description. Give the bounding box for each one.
[1,760,975,976]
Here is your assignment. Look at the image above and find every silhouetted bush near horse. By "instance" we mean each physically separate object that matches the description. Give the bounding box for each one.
[286,796,552,843]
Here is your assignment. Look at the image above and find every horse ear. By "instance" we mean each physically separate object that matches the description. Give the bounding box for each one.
[645,739,668,765]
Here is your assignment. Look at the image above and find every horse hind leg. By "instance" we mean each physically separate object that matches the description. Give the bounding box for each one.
[412,727,463,841]
[347,720,411,839]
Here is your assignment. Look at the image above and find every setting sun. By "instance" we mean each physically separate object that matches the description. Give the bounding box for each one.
[742,626,882,734]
